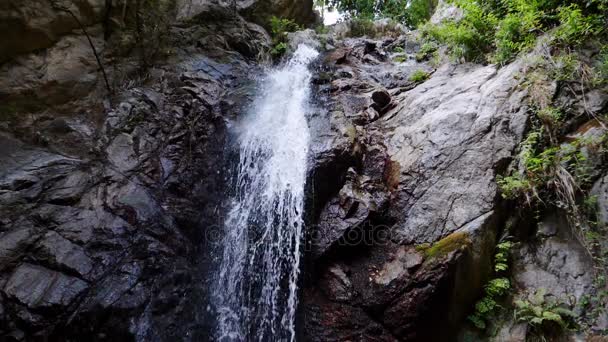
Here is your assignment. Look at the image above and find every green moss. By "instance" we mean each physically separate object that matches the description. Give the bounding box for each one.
[420,231,472,259]
[349,18,375,37]
[409,69,430,82]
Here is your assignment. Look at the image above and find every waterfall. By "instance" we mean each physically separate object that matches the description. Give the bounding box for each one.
[213,44,319,341]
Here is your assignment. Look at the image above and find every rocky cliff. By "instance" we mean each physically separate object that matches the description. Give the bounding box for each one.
[300,21,607,342]
[0,1,606,341]
[0,0,285,340]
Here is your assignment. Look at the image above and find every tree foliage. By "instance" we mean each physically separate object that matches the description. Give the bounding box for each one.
[327,0,438,27]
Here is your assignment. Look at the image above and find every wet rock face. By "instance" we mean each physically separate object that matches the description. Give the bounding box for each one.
[0,8,269,341]
[0,0,106,62]
[304,34,529,341]
[177,0,317,26]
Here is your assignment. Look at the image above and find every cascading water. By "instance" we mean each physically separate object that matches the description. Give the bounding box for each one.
[213,44,319,341]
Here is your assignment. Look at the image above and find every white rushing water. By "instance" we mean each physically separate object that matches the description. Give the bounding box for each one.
[213,45,319,341]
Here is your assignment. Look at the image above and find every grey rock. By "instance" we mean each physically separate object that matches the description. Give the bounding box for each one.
[320,264,353,302]
[382,61,528,244]
[176,0,317,26]
[46,170,90,204]
[513,213,595,303]
[287,29,322,51]
[373,247,422,286]
[0,32,102,106]
[431,0,464,24]
[36,231,93,278]
[0,2,274,339]
[591,161,608,224]
[491,322,527,342]
[372,88,391,108]
[305,33,527,341]
[0,0,105,62]
[107,133,138,173]
[0,225,38,271]
[3,263,88,309]
[311,168,389,258]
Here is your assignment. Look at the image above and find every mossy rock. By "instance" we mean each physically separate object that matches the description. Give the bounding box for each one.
[417,231,472,260]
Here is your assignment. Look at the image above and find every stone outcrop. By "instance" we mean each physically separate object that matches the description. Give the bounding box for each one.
[177,0,317,26]
[0,0,312,129]
[303,32,529,341]
[302,28,607,341]
[0,3,271,339]
[0,0,106,62]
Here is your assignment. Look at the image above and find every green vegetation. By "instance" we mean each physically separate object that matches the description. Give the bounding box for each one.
[515,289,577,339]
[492,19,608,332]
[578,275,608,331]
[498,126,601,210]
[417,231,471,259]
[415,42,438,62]
[330,0,605,65]
[468,241,513,330]
[270,42,288,57]
[349,17,376,36]
[596,47,608,85]
[420,0,606,64]
[268,16,301,57]
[327,0,438,28]
[383,0,439,27]
[409,69,430,82]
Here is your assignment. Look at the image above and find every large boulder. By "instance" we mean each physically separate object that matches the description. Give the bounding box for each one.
[304,36,529,341]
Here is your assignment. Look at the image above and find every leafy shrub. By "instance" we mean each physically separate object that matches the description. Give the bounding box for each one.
[327,0,377,19]
[415,41,438,61]
[497,175,533,200]
[328,0,438,27]
[315,24,330,34]
[270,16,300,36]
[420,0,605,64]
[592,46,608,86]
[349,17,375,36]
[536,106,563,127]
[270,42,288,56]
[499,124,598,207]
[420,0,498,62]
[468,241,513,330]
[268,16,300,57]
[409,69,430,82]
[515,289,577,338]
[382,0,439,27]
[554,4,602,45]
[492,6,539,64]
